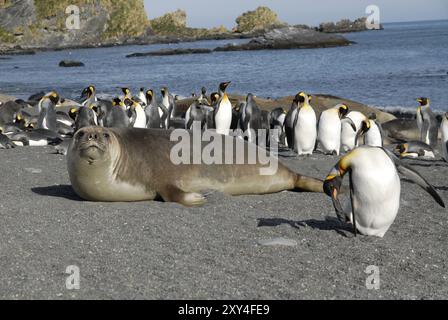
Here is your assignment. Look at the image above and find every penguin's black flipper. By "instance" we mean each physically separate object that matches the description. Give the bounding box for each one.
[382,148,445,208]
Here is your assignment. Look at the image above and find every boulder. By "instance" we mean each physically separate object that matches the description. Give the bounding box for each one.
[59,60,84,67]
[234,6,285,33]
[215,26,352,51]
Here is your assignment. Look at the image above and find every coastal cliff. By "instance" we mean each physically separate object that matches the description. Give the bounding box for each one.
[0,0,149,49]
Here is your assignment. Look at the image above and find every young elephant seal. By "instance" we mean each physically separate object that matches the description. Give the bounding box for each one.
[67,127,323,206]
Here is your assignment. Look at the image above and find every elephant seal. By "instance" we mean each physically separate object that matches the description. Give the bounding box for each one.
[67,127,324,206]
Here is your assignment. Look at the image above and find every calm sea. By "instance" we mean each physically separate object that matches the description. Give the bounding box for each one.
[0,20,447,111]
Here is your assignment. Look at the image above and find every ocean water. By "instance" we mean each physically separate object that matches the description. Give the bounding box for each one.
[0,20,447,111]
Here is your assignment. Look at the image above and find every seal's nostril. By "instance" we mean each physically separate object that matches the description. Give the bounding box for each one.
[88,133,97,141]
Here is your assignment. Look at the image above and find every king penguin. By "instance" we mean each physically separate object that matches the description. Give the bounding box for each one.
[214,82,232,135]
[145,90,163,129]
[185,101,205,130]
[161,87,174,129]
[318,104,353,155]
[292,92,317,155]
[80,85,97,108]
[324,146,445,237]
[241,93,262,144]
[37,92,59,132]
[341,110,368,152]
[127,99,147,129]
[416,97,438,148]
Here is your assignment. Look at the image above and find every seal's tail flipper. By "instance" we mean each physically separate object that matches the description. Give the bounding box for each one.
[295,175,324,193]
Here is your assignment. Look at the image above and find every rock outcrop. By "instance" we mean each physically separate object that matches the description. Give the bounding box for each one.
[215,26,352,51]
[0,0,149,50]
[319,17,382,33]
[234,6,285,33]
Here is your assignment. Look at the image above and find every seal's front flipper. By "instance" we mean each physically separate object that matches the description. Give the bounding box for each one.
[159,185,207,207]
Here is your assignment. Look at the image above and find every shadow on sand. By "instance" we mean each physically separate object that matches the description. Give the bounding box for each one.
[257,216,355,238]
[32,185,82,201]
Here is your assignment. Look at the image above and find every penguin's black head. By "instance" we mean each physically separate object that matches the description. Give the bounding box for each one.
[146,90,154,102]
[395,143,407,155]
[112,98,124,107]
[201,87,207,95]
[246,93,256,102]
[294,92,306,104]
[338,104,349,118]
[210,92,220,105]
[69,108,79,121]
[121,88,130,96]
[124,98,133,108]
[81,86,95,100]
[161,87,168,96]
[219,82,231,92]
[417,97,429,106]
[47,92,60,105]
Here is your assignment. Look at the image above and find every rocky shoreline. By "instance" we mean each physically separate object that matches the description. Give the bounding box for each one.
[0,2,379,56]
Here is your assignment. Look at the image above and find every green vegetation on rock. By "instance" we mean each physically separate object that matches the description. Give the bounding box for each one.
[235,6,284,33]
[149,9,229,38]
[0,26,14,42]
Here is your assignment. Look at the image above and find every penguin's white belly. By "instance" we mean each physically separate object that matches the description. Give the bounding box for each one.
[134,107,147,129]
[341,112,364,152]
[441,120,448,160]
[215,101,232,135]
[158,107,164,119]
[365,124,382,147]
[185,107,191,129]
[294,108,317,155]
[350,164,400,237]
[318,112,341,154]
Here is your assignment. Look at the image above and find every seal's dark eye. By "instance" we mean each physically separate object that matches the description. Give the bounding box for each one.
[77,132,85,139]
[103,133,110,139]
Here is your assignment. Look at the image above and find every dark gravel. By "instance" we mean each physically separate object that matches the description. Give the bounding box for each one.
[0,146,447,300]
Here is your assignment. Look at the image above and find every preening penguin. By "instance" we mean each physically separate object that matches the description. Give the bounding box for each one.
[440,113,448,162]
[355,115,384,148]
[324,146,445,237]
[341,111,368,152]
[126,99,147,129]
[318,104,354,155]
[214,82,232,135]
[292,92,317,155]
[416,97,438,148]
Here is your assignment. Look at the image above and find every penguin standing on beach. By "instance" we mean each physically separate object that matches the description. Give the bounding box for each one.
[341,111,368,152]
[214,82,232,135]
[270,107,287,146]
[292,92,317,155]
[138,88,147,107]
[185,101,205,130]
[318,104,353,155]
[161,87,174,128]
[145,90,163,129]
[324,146,445,237]
[355,115,384,148]
[440,113,448,162]
[126,99,147,129]
[416,97,438,148]
[241,94,262,144]
[37,92,59,132]
[80,85,97,108]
